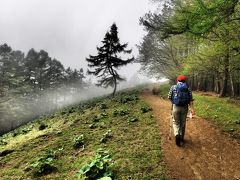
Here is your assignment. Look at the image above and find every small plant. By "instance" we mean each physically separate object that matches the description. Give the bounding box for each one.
[100,112,108,118]
[118,95,138,104]
[89,123,98,129]
[98,122,107,129]
[39,123,47,130]
[113,109,119,117]
[113,108,130,117]
[76,149,113,179]
[27,149,57,176]
[12,126,32,137]
[127,116,138,123]
[92,115,100,122]
[0,139,7,145]
[100,130,112,143]
[140,106,152,113]
[21,127,32,134]
[99,103,108,109]
[73,134,85,149]
[234,120,240,124]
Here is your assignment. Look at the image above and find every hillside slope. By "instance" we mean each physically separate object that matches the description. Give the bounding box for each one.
[0,90,166,179]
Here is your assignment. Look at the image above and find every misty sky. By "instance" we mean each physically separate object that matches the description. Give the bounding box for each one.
[0,0,158,80]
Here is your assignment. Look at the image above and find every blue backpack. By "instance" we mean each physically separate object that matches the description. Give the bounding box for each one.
[172,83,190,106]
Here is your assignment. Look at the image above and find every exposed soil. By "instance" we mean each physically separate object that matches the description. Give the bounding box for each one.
[140,90,240,180]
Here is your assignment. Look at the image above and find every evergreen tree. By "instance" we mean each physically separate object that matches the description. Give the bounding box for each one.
[86,23,134,96]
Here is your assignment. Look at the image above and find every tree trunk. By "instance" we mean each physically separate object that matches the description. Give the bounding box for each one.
[112,76,117,96]
[220,54,229,97]
[230,73,235,97]
[191,75,195,90]
[211,74,215,92]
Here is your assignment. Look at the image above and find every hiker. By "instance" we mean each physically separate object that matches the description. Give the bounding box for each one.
[168,75,195,146]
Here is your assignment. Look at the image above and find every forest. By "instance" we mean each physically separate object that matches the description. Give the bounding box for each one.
[0,43,90,134]
[138,0,240,97]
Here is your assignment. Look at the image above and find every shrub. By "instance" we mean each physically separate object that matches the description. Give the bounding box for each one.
[0,139,7,145]
[100,130,112,143]
[113,109,130,117]
[73,134,85,149]
[140,106,152,113]
[92,115,100,122]
[76,149,113,179]
[100,112,108,118]
[11,126,32,137]
[127,116,138,123]
[99,103,108,109]
[89,124,98,129]
[28,149,57,176]
[39,123,47,130]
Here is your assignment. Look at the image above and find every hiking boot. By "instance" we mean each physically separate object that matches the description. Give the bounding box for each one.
[180,136,184,143]
[175,135,181,146]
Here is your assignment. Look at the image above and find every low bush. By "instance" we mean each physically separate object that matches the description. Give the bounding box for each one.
[27,149,57,176]
[38,123,47,130]
[140,106,152,113]
[73,134,85,149]
[76,149,113,179]
[100,130,112,143]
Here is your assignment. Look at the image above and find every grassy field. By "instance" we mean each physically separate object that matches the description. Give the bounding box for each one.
[159,84,240,138]
[194,94,240,137]
[0,89,166,179]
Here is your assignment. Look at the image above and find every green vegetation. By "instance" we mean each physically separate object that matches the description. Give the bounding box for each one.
[73,134,85,149]
[0,89,166,179]
[194,94,240,137]
[26,149,59,176]
[159,84,171,99]
[76,149,113,179]
[139,0,240,97]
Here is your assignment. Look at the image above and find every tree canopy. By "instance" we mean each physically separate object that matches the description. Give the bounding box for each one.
[139,0,240,97]
[86,23,134,96]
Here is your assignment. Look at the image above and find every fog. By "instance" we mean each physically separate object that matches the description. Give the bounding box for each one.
[0,76,153,135]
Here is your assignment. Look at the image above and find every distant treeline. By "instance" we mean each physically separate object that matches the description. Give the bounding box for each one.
[138,0,240,97]
[0,43,91,135]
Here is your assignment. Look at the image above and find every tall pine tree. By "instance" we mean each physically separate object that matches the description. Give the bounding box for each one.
[86,23,134,96]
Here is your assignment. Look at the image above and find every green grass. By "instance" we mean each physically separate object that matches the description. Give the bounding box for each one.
[159,84,171,99]
[194,94,240,137]
[0,89,166,179]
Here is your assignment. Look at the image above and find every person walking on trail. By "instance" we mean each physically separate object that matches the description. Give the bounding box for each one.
[168,75,195,146]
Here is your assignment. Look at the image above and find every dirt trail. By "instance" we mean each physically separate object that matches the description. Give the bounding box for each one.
[140,90,240,180]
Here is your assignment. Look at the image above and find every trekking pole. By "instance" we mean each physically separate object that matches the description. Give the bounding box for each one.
[168,104,173,140]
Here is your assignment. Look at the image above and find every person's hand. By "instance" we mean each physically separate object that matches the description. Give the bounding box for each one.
[191,109,195,115]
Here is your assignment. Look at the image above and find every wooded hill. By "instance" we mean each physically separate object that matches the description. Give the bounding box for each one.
[138,0,240,97]
[0,44,88,135]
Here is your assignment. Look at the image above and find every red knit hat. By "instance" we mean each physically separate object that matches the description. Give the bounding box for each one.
[177,75,186,81]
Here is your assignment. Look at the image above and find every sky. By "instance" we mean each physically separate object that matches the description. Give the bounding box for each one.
[0,0,160,81]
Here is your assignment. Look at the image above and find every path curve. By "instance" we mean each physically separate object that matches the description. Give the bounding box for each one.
[140,90,240,180]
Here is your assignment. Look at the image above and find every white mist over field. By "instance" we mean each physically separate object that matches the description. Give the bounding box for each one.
[0,78,154,135]
[0,85,109,135]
